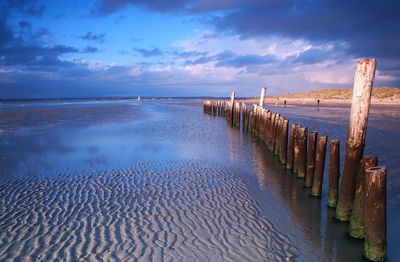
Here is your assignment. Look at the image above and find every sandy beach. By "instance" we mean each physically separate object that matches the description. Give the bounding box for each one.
[242,87,400,108]
[0,99,399,261]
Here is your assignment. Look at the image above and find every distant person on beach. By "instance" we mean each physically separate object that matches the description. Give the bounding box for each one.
[317,99,320,106]
[284,100,286,106]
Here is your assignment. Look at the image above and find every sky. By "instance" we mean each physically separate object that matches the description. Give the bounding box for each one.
[0,0,399,99]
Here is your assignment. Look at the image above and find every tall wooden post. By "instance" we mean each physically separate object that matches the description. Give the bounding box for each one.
[336,58,377,221]
[230,91,235,104]
[259,87,266,107]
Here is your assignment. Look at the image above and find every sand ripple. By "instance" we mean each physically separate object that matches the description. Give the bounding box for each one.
[0,161,297,261]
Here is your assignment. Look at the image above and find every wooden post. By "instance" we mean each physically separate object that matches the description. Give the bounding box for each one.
[274,116,283,155]
[235,102,240,127]
[259,87,266,107]
[230,91,235,104]
[336,58,377,221]
[279,119,289,165]
[328,139,340,207]
[349,156,378,239]
[259,109,266,141]
[272,114,280,153]
[305,131,318,187]
[241,102,247,130]
[248,105,255,133]
[286,124,296,170]
[267,113,275,150]
[311,135,328,197]
[293,124,300,174]
[364,166,386,261]
[297,127,307,178]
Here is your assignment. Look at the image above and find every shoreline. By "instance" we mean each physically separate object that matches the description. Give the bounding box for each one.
[234,97,400,109]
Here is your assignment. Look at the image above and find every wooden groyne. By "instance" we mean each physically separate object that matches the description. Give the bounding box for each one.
[202,58,387,261]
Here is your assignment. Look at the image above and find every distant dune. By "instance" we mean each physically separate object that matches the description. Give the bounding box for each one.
[244,87,400,107]
[274,87,400,101]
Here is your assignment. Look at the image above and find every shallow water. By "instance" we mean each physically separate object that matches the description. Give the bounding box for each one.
[0,100,398,261]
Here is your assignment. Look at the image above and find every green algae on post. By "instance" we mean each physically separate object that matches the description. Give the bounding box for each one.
[364,166,386,261]
[349,156,378,238]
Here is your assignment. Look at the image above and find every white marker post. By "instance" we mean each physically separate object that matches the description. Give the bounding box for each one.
[259,87,266,107]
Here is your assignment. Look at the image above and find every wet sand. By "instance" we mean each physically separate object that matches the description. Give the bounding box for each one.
[0,99,399,261]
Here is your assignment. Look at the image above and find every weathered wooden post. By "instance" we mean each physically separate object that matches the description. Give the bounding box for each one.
[262,110,269,144]
[286,124,296,170]
[336,58,377,221]
[258,107,264,137]
[311,135,328,197]
[279,119,289,165]
[305,131,318,187]
[248,105,255,133]
[235,102,240,127]
[349,156,378,239]
[272,114,280,153]
[230,91,235,104]
[225,102,231,123]
[259,87,266,107]
[274,116,283,155]
[364,166,386,261]
[241,102,247,130]
[267,113,275,150]
[328,139,340,207]
[297,127,307,178]
[293,124,300,174]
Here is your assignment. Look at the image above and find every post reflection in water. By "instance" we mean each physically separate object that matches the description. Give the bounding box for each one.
[247,134,364,261]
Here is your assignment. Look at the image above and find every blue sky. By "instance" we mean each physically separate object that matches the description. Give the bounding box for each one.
[1,0,399,98]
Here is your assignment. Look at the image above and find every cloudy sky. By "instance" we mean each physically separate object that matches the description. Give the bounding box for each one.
[1,0,399,98]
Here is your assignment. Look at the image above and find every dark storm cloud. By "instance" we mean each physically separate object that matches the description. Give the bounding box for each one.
[94,0,260,15]
[0,19,14,46]
[213,0,400,59]
[0,17,93,69]
[172,50,209,59]
[18,20,32,28]
[183,50,276,68]
[134,47,162,57]
[215,51,276,68]
[79,32,106,43]
[2,0,46,17]
[94,0,400,61]
[82,46,100,53]
[291,48,338,65]
[0,43,77,66]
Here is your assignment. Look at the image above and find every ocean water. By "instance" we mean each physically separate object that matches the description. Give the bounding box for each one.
[0,99,398,261]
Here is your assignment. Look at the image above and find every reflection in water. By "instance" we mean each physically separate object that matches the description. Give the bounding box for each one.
[247,135,365,261]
